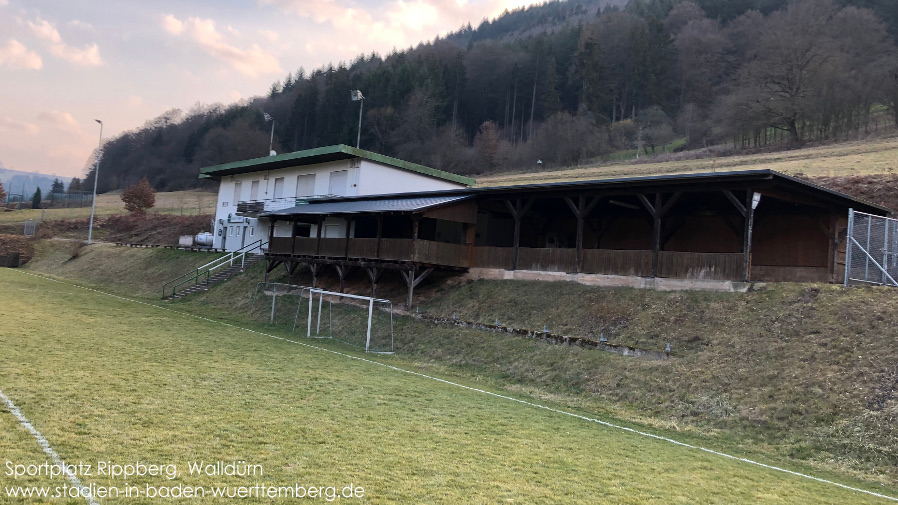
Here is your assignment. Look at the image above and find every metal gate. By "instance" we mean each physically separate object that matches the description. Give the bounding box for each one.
[844,209,898,287]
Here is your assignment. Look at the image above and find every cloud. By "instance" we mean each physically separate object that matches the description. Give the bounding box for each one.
[259,0,533,49]
[67,20,94,30]
[0,0,8,7]
[28,17,103,66]
[37,110,81,132]
[127,95,143,108]
[162,14,184,35]
[162,15,282,78]
[0,116,40,135]
[0,39,42,69]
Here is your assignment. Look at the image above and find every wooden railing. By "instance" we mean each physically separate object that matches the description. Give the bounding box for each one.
[517,247,578,273]
[293,237,317,255]
[416,241,469,268]
[581,249,653,277]
[348,238,378,258]
[379,238,414,261]
[269,237,292,255]
[271,239,743,280]
[318,238,347,257]
[658,251,744,280]
[473,246,514,270]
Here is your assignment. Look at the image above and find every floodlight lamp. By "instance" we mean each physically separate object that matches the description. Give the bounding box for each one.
[751,192,762,210]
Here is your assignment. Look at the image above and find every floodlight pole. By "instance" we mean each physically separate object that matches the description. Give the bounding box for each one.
[269,119,275,154]
[87,119,103,245]
[352,90,364,149]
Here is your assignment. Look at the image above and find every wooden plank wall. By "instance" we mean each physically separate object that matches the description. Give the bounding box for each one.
[417,240,469,267]
[581,249,652,277]
[473,246,514,270]
[658,251,744,280]
[516,247,577,273]
[269,237,292,255]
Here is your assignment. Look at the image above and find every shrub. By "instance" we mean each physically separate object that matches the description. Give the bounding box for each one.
[121,177,156,215]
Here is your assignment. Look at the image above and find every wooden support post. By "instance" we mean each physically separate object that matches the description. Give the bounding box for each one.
[411,215,420,262]
[828,212,838,284]
[315,216,324,255]
[464,221,477,267]
[564,195,601,274]
[290,218,297,256]
[652,193,661,277]
[335,264,346,295]
[366,267,382,297]
[639,192,679,278]
[743,190,756,282]
[344,217,352,258]
[268,218,277,252]
[504,198,534,270]
[375,215,383,259]
[309,263,321,288]
[401,266,433,310]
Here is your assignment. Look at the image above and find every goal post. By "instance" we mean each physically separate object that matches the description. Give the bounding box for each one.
[294,288,394,354]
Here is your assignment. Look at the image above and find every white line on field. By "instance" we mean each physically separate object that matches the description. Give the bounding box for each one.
[9,270,898,503]
[0,389,100,505]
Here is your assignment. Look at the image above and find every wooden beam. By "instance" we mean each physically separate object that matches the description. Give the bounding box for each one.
[366,267,382,297]
[651,193,661,277]
[344,217,351,259]
[315,216,324,256]
[724,190,746,217]
[375,215,383,259]
[743,190,755,281]
[637,194,655,216]
[505,198,534,270]
[658,192,681,218]
[400,266,433,310]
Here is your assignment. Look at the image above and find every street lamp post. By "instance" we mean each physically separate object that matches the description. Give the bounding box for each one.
[264,113,275,155]
[87,119,103,244]
[351,90,364,148]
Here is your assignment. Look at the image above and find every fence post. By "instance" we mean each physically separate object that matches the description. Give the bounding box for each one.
[844,209,853,287]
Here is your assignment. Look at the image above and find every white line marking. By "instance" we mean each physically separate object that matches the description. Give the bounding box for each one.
[8,270,898,503]
[0,389,100,505]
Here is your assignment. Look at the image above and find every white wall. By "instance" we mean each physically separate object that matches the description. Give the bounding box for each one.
[211,157,467,251]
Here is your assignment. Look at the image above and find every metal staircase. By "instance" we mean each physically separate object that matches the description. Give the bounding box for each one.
[162,240,266,299]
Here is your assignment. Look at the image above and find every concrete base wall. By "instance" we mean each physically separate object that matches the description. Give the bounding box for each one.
[466,268,755,293]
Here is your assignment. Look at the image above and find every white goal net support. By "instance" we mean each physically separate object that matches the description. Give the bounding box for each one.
[295,288,395,354]
[247,283,394,354]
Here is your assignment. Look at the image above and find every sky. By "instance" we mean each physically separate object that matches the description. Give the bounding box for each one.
[0,0,538,179]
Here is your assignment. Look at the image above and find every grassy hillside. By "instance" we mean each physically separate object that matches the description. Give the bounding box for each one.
[18,241,898,488]
[0,190,217,226]
[478,136,898,187]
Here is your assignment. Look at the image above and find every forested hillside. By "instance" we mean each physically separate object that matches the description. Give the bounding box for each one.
[87,0,898,192]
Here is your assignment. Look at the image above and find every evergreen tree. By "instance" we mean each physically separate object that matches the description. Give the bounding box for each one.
[31,187,42,209]
[51,178,65,193]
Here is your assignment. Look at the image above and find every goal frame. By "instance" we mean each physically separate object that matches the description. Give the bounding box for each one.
[292,287,394,354]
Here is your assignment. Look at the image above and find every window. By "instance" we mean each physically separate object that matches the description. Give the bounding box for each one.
[323,224,342,238]
[273,177,285,199]
[249,228,254,237]
[233,182,242,203]
[228,227,233,237]
[296,174,315,197]
[328,170,348,196]
[250,180,260,201]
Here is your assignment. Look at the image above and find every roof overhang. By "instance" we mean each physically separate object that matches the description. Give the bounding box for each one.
[258,169,890,217]
[198,144,475,186]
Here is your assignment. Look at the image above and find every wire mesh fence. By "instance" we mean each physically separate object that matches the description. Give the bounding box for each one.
[845,209,898,287]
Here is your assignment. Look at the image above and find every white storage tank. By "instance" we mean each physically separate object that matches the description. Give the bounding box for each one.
[195,232,214,247]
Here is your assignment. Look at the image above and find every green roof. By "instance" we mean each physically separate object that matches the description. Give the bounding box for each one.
[198,144,475,186]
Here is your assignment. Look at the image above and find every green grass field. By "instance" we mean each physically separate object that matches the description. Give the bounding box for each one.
[2,269,896,504]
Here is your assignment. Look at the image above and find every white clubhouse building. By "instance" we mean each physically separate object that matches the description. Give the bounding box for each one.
[200,145,475,251]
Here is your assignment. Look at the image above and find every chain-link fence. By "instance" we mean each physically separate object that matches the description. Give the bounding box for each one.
[845,209,898,287]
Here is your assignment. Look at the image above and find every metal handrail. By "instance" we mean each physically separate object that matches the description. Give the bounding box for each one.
[163,239,265,299]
